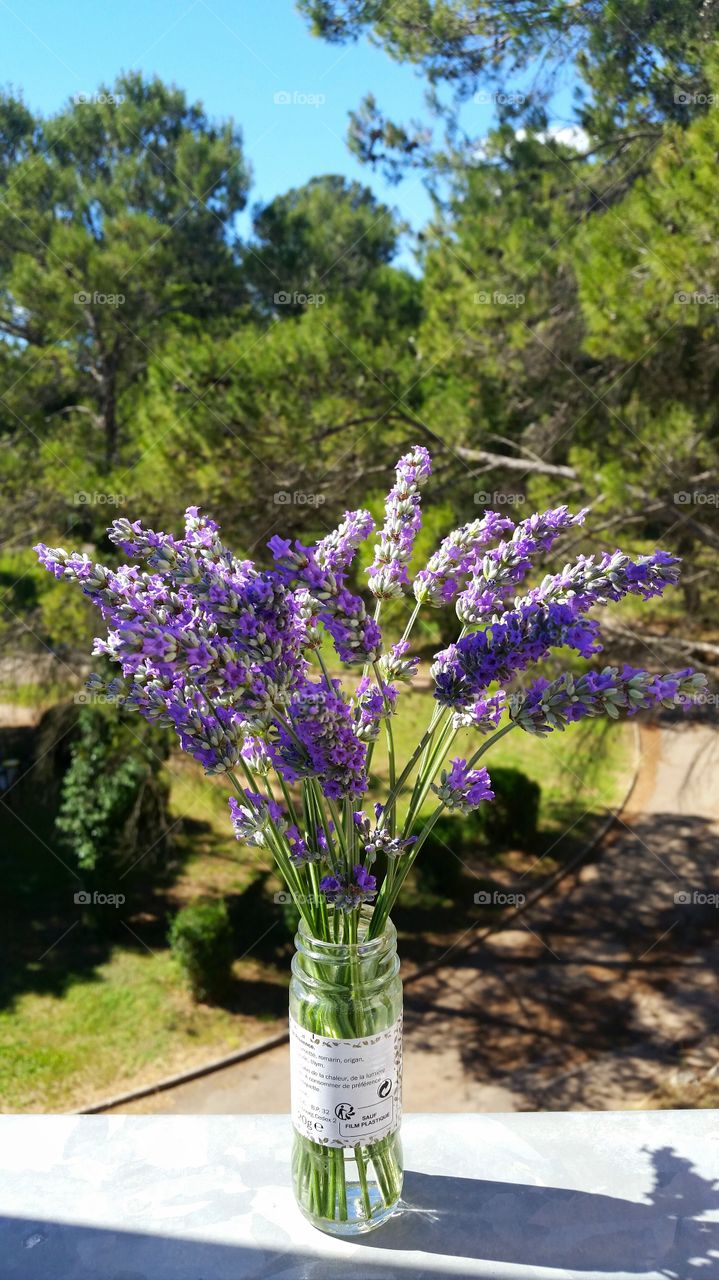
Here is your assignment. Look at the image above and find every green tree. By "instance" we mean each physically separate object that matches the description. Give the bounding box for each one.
[0,74,249,546]
[299,0,717,175]
[243,175,401,313]
[134,264,424,547]
[55,705,172,882]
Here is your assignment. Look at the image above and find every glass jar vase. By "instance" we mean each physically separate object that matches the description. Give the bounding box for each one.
[289,908,403,1235]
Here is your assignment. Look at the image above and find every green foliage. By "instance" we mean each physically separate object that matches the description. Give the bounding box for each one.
[414,814,474,895]
[0,73,249,548]
[244,175,400,312]
[3,42,717,661]
[168,899,234,1002]
[0,548,94,654]
[476,767,541,848]
[135,270,422,549]
[416,766,541,893]
[299,0,716,175]
[55,705,171,877]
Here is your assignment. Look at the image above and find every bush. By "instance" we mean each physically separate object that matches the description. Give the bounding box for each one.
[53,704,172,880]
[414,814,476,895]
[476,766,541,848]
[168,899,234,1001]
[415,767,542,892]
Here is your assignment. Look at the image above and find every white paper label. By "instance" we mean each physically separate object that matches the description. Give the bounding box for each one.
[290,1014,402,1147]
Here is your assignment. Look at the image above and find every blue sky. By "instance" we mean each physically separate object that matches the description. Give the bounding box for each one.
[2,0,580,266]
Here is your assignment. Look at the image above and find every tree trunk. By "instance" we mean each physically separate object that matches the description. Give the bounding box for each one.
[102,368,118,472]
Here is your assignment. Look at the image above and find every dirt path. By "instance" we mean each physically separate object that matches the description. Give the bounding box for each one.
[105,715,719,1115]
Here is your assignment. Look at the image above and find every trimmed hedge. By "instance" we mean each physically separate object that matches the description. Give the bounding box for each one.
[168,899,234,1001]
[476,766,541,847]
[415,766,541,892]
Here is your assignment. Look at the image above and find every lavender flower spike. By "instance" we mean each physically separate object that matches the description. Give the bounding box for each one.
[368,445,432,599]
[456,506,588,623]
[315,509,375,574]
[432,759,495,813]
[320,865,378,911]
[509,667,707,735]
[413,510,515,607]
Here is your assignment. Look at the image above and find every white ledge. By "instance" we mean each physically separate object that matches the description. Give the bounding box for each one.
[0,1110,717,1278]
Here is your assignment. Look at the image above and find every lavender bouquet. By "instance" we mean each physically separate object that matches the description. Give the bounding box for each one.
[35,446,705,1234]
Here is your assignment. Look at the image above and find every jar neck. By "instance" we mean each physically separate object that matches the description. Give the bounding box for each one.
[292,908,398,990]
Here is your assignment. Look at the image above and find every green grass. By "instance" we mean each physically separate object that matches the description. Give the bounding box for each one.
[0,680,77,708]
[0,947,270,1112]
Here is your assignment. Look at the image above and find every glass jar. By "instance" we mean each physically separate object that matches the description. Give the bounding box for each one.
[289,908,403,1235]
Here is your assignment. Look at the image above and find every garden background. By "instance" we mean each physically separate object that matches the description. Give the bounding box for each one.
[0,0,717,1114]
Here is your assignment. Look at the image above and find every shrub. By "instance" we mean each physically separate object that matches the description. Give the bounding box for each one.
[168,899,234,1001]
[415,767,542,892]
[54,704,172,880]
[414,814,475,895]
[476,766,541,847]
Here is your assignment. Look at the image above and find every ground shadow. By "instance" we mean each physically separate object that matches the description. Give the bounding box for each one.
[401,809,719,1109]
[0,1215,410,1280]
[362,1146,719,1278]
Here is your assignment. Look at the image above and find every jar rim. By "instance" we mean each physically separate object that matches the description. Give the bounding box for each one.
[296,906,396,959]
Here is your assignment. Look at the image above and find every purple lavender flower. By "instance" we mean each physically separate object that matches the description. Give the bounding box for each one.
[431,760,495,813]
[353,810,416,860]
[525,549,681,610]
[35,477,703,932]
[241,734,271,774]
[456,507,588,623]
[432,600,602,709]
[509,667,707,735]
[315,509,375,574]
[229,791,287,846]
[285,823,333,865]
[320,864,378,911]
[378,639,420,684]
[451,692,506,733]
[269,677,368,801]
[268,537,381,665]
[354,676,397,742]
[368,445,432,599]
[413,511,515,607]
[36,517,310,771]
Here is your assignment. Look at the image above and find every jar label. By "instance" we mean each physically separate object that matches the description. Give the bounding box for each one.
[290,1014,402,1148]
